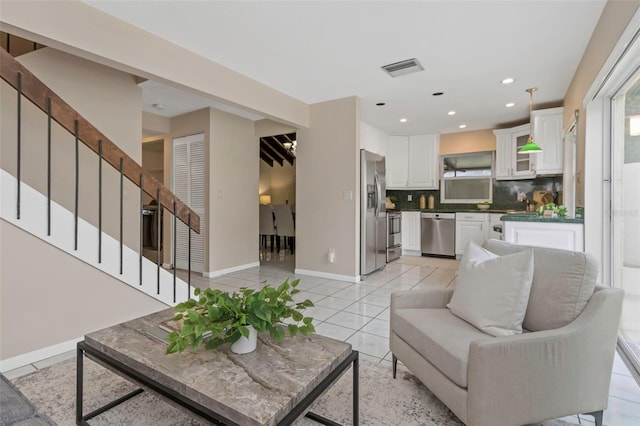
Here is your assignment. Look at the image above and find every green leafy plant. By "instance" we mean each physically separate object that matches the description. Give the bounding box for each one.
[165,279,315,354]
[536,203,568,217]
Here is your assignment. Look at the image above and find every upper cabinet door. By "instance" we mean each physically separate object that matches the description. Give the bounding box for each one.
[494,128,513,179]
[532,107,564,175]
[386,136,409,188]
[493,124,534,180]
[408,133,439,189]
[512,125,536,178]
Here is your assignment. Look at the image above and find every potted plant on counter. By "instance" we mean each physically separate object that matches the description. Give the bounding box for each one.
[165,279,315,355]
[537,203,568,218]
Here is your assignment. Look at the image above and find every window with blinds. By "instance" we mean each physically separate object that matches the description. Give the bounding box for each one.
[173,133,206,273]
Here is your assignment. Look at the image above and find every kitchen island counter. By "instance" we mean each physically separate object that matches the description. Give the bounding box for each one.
[501,213,584,224]
[390,208,523,214]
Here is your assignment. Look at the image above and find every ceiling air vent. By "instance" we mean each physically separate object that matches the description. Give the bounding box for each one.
[381,58,424,78]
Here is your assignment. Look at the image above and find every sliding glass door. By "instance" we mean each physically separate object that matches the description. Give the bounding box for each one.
[611,73,640,374]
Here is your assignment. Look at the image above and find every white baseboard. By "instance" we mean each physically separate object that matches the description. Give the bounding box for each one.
[203,261,260,278]
[294,268,360,283]
[0,336,82,372]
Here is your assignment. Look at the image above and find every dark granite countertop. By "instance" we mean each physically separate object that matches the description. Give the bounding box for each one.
[388,208,584,224]
[500,213,584,224]
[390,208,523,214]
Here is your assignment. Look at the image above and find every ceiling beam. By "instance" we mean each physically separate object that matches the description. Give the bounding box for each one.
[260,140,284,166]
[260,151,273,167]
[266,136,295,165]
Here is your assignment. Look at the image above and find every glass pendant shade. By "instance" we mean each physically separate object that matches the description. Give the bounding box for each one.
[518,137,543,153]
[518,88,543,154]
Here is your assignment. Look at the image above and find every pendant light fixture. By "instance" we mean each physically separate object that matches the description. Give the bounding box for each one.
[518,88,543,154]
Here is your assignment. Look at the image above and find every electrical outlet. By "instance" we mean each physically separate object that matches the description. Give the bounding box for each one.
[408,195,413,201]
[328,248,335,263]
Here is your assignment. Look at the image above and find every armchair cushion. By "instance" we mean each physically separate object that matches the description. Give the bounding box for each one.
[392,307,490,388]
[483,239,598,331]
[447,241,534,336]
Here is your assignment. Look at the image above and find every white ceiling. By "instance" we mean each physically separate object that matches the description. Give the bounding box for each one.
[86,0,606,136]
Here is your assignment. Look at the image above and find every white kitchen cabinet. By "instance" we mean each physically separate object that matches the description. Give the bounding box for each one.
[360,121,389,158]
[408,134,439,188]
[387,136,409,187]
[531,107,564,175]
[488,213,503,241]
[493,124,536,180]
[503,220,584,252]
[455,213,489,256]
[401,211,422,254]
[387,133,439,189]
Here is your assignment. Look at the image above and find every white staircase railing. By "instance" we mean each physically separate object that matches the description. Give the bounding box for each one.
[1,168,190,306]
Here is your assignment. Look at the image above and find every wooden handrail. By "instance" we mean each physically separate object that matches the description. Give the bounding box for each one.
[0,48,200,233]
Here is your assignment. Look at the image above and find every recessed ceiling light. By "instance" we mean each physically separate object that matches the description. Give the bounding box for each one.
[505,102,516,108]
[502,78,515,85]
[458,124,467,129]
[448,111,456,116]
[152,103,165,110]
[376,102,386,106]
[432,92,444,96]
[400,118,408,123]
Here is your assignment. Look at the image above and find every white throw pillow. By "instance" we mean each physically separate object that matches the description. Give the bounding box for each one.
[447,241,534,336]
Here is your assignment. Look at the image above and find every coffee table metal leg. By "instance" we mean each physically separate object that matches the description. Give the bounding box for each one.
[76,345,84,425]
[76,342,145,425]
[353,354,359,425]
[303,351,359,426]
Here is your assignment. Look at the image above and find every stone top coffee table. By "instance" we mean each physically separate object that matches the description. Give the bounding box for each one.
[76,308,358,426]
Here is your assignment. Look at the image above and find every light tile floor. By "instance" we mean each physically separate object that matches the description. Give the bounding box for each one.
[5,249,640,425]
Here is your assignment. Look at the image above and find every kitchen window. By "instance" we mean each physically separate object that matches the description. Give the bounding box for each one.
[440,151,494,203]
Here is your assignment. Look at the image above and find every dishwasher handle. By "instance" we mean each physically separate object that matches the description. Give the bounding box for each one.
[421,212,455,220]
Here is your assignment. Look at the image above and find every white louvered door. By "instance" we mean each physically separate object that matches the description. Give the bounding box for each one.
[173,134,205,273]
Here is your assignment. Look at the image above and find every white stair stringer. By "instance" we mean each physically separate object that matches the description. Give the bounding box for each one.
[1,169,192,307]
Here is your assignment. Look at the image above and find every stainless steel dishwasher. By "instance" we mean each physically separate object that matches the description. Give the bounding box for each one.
[421,212,456,257]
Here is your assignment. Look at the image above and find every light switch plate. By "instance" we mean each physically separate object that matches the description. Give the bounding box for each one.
[408,195,413,201]
[343,190,352,200]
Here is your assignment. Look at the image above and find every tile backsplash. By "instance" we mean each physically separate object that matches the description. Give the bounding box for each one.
[387,176,563,211]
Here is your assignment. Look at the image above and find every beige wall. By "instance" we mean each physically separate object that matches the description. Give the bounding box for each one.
[1,0,309,129]
[259,162,296,206]
[269,163,296,206]
[254,119,296,139]
[0,47,142,249]
[209,109,259,272]
[563,0,640,206]
[439,129,496,155]
[297,97,360,279]
[143,111,171,137]
[259,161,272,196]
[0,220,166,359]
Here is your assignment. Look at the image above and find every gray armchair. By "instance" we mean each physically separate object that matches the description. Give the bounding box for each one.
[390,240,624,426]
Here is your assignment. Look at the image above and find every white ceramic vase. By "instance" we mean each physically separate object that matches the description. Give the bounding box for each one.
[230,325,257,354]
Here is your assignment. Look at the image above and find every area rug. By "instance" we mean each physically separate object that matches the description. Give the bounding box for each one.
[12,356,574,426]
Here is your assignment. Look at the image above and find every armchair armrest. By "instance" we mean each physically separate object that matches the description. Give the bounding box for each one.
[466,288,623,426]
[391,287,455,310]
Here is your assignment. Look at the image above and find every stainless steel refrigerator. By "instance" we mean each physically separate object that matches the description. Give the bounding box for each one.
[360,149,387,278]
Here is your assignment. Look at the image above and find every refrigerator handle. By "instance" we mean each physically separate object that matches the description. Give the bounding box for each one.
[373,174,379,215]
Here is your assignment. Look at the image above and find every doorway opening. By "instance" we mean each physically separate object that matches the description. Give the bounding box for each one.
[141,140,164,264]
[259,133,296,272]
